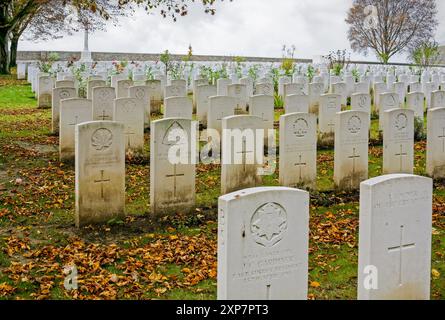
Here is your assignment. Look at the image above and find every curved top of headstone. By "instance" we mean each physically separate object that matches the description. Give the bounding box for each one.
[219,186,309,202]
[361,174,432,188]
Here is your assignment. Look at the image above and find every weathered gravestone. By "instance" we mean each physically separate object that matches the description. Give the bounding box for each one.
[284,94,309,114]
[427,107,445,178]
[383,109,414,174]
[379,93,400,130]
[358,174,432,300]
[56,80,75,88]
[279,113,317,189]
[207,96,237,134]
[284,83,304,97]
[334,111,370,190]
[52,87,77,133]
[406,92,425,121]
[373,82,387,112]
[431,90,445,109]
[196,85,217,125]
[218,187,309,300]
[409,82,422,93]
[308,82,324,114]
[92,87,116,121]
[351,93,371,116]
[255,83,274,96]
[116,79,134,99]
[221,115,264,194]
[129,85,151,128]
[164,96,193,119]
[249,95,275,132]
[165,84,187,99]
[217,78,232,96]
[228,84,248,113]
[114,98,145,155]
[59,98,92,162]
[38,75,54,108]
[146,80,163,113]
[75,121,126,227]
[193,78,209,108]
[150,118,196,215]
[87,80,107,100]
[331,82,347,106]
[318,94,341,146]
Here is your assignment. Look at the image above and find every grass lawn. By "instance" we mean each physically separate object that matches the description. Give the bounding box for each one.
[0,73,444,300]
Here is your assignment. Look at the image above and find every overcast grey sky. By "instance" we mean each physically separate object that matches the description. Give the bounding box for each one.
[18,0,445,62]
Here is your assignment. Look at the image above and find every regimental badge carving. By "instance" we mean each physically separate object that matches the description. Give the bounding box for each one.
[359,95,368,108]
[162,121,187,145]
[250,202,288,247]
[59,90,72,99]
[293,118,309,138]
[387,94,396,106]
[347,115,362,134]
[91,128,113,151]
[395,113,408,131]
[99,89,111,100]
[135,88,146,100]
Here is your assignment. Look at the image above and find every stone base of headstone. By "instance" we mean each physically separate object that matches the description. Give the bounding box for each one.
[334,171,367,191]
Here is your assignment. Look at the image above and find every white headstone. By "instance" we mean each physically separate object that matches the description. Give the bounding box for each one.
[284,94,309,114]
[116,79,134,99]
[217,187,309,300]
[358,174,432,300]
[92,86,116,121]
[52,87,77,133]
[59,98,92,162]
[334,111,370,190]
[75,121,126,227]
[207,96,237,134]
[114,98,145,155]
[150,118,196,215]
[196,84,217,125]
[221,115,264,194]
[427,107,445,178]
[383,108,414,174]
[87,80,107,100]
[164,96,193,120]
[279,113,317,189]
[406,92,425,120]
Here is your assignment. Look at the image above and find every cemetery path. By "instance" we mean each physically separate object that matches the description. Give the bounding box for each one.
[0,74,444,300]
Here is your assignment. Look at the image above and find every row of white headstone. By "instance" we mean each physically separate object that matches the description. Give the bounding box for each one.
[217,174,433,300]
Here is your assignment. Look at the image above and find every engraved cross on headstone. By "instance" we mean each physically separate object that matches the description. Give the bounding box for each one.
[236,137,254,172]
[98,110,111,121]
[94,170,110,199]
[438,128,445,153]
[294,154,307,180]
[124,127,136,148]
[395,144,408,171]
[387,225,416,286]
[165,164,185,198]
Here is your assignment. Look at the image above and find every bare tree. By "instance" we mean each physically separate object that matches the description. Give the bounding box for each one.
[345,0,439,63]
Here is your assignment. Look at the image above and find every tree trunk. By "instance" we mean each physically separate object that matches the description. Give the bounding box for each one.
[0,28,10,74]
[10,36,18,68]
